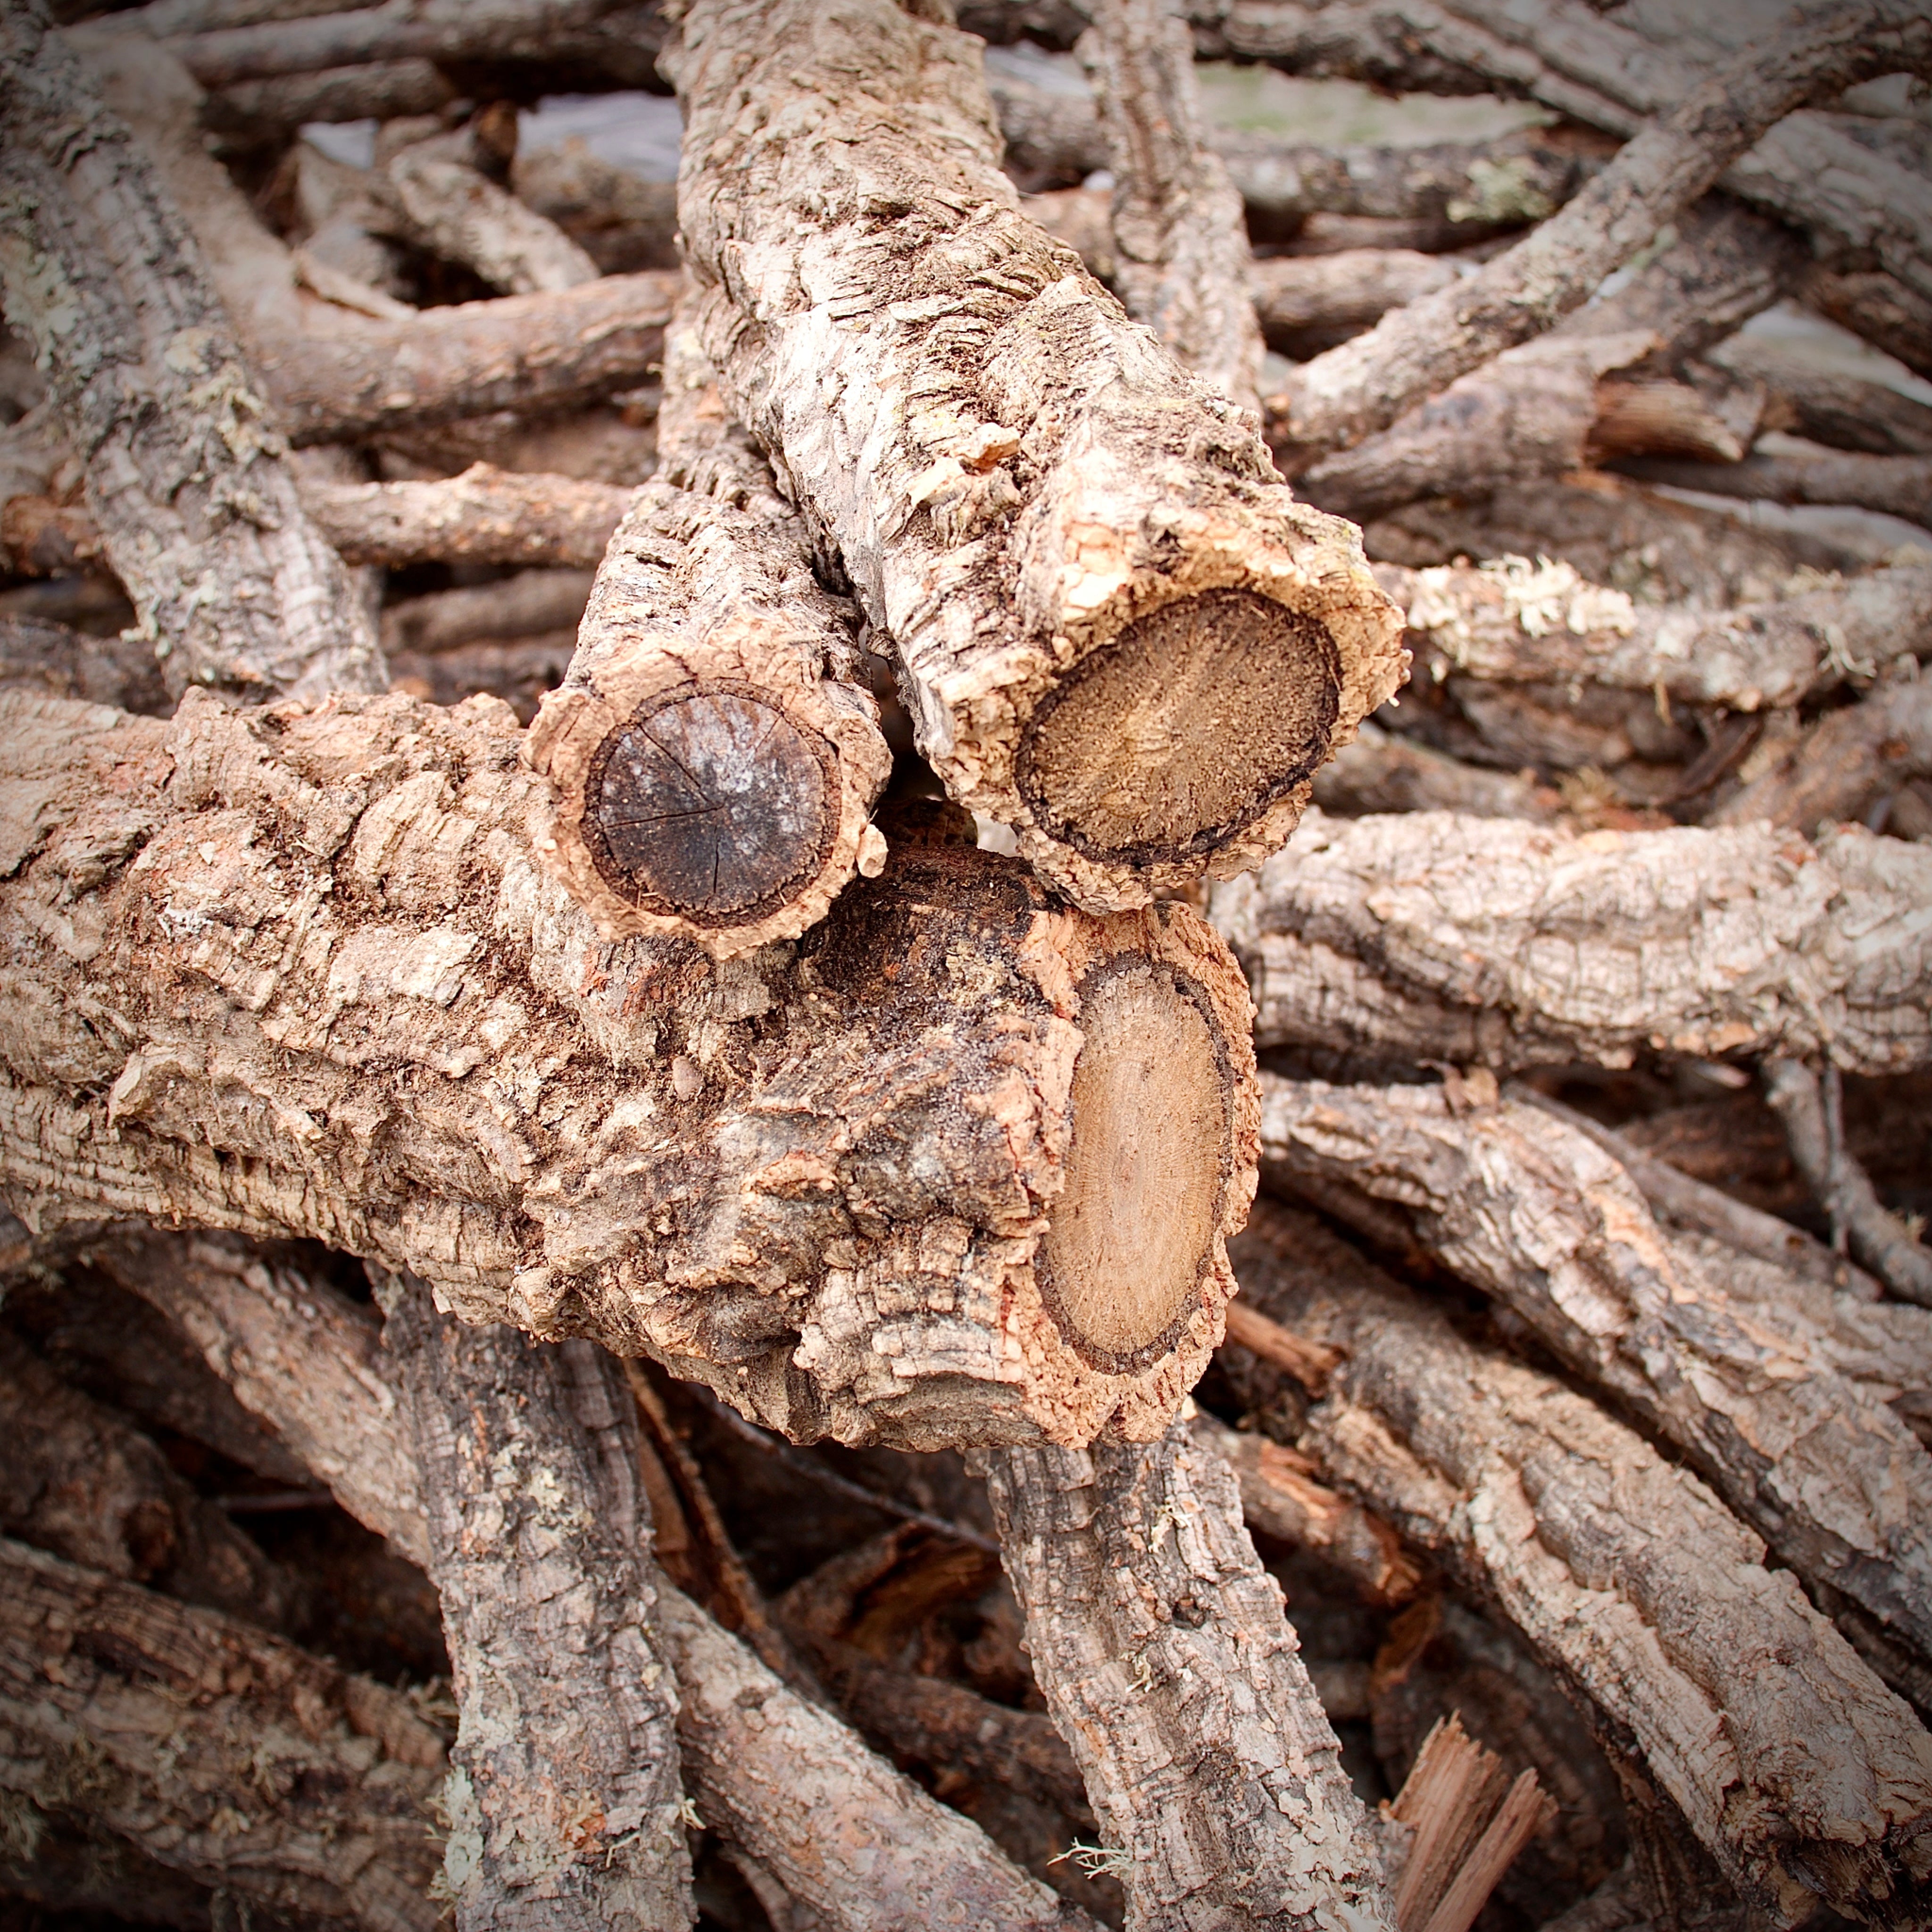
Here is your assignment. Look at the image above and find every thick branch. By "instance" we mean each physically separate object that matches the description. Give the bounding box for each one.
[1256,1075,1932,1669]
[0,1535,446,1932]
[1208,808,1932,1076]
[0,5,383,701]
[983,1422,1396,1931]
[1266,3,1932,463]
[383,1282,693,1928]
[1227,1199,1932,1930]
[0,690,1257,1449]
[665,0,1402,912]
[1616,449,1932,531]
[312,465,633,568]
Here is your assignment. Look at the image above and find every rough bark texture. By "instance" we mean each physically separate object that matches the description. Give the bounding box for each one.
[1226,1199,1932,1932]
[1078,0,1265,415]
[1255,1075,1932,1672]
[1804,266,1932,383]
[1208,808,1932,1077]
[983,1423,1395,1932]
[1249,251,1457,358]
[1617,449,1932,531]
[0,690,1258,1451]
[665,0,1404,913]
[1715,673,1932,833]
[383,1283,694,1930]
[527,316,891,957]
[309,466,634,568]
[0,1535,446,1932]
[1264,4,1932,464]
[1308,723,1556,822]
[0,5,384,702]
[0,614,170,715]
[89,1231,1105,1932]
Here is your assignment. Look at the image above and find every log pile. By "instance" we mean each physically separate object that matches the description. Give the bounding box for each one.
[2,1,1932,1929]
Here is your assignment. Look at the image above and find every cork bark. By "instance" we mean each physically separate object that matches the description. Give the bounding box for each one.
[0,4,384,702]
[1226,1199,1932,1931]
[984,1422,1396,1932]
[78,1228,1106,1932]
[527,316,892,957]
[664,0,1404,913]
[0,689,1257,1450]
[1208,808,1932,1077]
[0,1535,447,1932]
[383,1283,694,1930]
[1255,1075,1932,1675]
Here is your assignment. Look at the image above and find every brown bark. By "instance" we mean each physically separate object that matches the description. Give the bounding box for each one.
[382,1281,695,1929]
[1256,1075,1932,1671]
[309,465,633,567]
[983,1421,1397,1931]
[0,5,384,702]
[1308,723,1558,822]
[1380,557,1932,710]
[1724,338,1932,457]
[1209,807,1932,1077]
[385,571,598,658]
[1762,1058,1932,1311]
[0,614,170,716]
[0,1324,300,1632]
[204,58,460,151]
[1616,449,1932,531]
[1803,266,1932,383]
[0,689,1257,1450]
[0,1535,446,1932]
[665,0,1403,914]
[1249,251,1458,358]
[527,315,892,957]
[389,636,577,722]
[1227,1199,1932,1930]
[1264,5,1932,465]
[86,1227,1105,1932]
[1714,672,1932,833]
[512,144,682,278]
[1077,0,1264,414]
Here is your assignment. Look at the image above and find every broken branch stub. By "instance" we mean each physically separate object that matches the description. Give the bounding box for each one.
[0,691,1257,1450]
[664,0,1404,914]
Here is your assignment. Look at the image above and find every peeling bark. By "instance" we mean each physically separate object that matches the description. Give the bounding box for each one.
[0,1535,446,1932]
[1227,1198,1932,1931]
[0,690,1257,1450]
[1255,1075,1932,1672]
[665,0,1403,913]
[1208,808,1932,1077]
[0,5,384,701]
[983,1423,1396,1932]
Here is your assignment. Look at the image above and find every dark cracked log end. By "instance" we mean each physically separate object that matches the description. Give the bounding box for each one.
[1016,590,1342,870]
[582,683,839,924]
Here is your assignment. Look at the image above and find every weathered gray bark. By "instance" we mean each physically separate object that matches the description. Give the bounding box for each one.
[1249,250,1457,356]
[1077,0,1264,415]
[1208,808,1932,1077]
[1256,1075,1932,1671]
[983,1422,1397,1932]
[0,1535,446,1932]
[1225,1199,1932,1932]
[512,143,682,278]
[0,4,384,701]
[1265,4,1932,464]
[1381,558,1932,710]
[1617,449,1932,532]
[308,466,635,568]
[1722,337,1932,457]
[1762,1058,1932,1311]
[527,317,892,956]
[84,1228,1106,1932]
[1308,720,1556,822]
[665,0,1403,913]
[0,690,1257,1450]
[383,1282,694,1930]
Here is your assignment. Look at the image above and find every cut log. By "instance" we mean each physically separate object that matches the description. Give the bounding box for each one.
[0,690,1257,1450]
[1763,1058,1932,1311]
[1714,672,1932,833]
[525,317,892,956]
[0,1535,446,1932]
[1208,808,1932,1076]
[0,1323,300,1632]
[382,1279,694,1928]
[1723,337,1932,457]
[1380,557,1932,710]
[1076,0,1264,414]
[665,0,1403,913]
[87,1231,1106,1932]
[1616,448,1932,532]
[1227,1198,1932,1930]
[1264,4,1932,464]
[1256,1075,1932,1670]
[0,6,384,702]
[982,1420,1398,1931]
[1250,250,1459,358]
